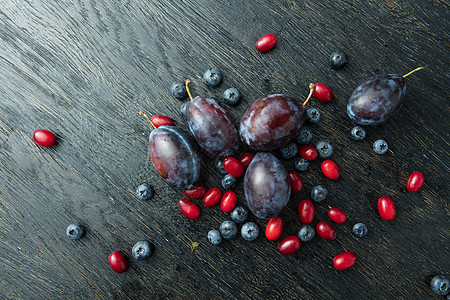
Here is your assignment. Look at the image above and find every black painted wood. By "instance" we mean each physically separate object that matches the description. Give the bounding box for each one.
[0,0,448,299]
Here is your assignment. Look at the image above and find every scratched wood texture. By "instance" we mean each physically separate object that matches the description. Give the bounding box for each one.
[0,0,448,299]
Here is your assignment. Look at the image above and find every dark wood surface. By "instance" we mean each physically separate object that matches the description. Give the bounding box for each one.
[0,0,448,299]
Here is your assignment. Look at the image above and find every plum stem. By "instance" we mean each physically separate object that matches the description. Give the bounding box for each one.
[139,111,156,129]
[403,67,424,78]
[302,83,315,106]
[186,79,194,101]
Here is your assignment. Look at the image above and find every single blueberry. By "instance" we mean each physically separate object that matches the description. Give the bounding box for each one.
[170,81,187,100]
[136,184,154,201]
[203,67,222,87]
[214,157,228,175]
[222,174,238,190]
[280,142,298,160]
[315,139,333,158]
[296,126,313,145]
[180,101,189,120]
[132,241,152,260]
[352,223,368,238]
[307,108,321,123]
[208,229,222,245]
[351,126,366,141]
[311,185,328,202]
[373,139,389,155]
[294,158,310,172]
[219,220,238,239]
[223,88,240,105]
[298,225,315,242]
[230,206,248,224]
[241,222,259,241]
[66,224,85,240]
[330,50,348,70]
[430,275,449,296]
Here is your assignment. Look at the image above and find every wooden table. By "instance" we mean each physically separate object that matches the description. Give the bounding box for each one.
[0,1,448,299]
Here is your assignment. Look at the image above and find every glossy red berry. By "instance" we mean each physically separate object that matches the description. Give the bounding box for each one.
[265,216,283,241]
[328,207,347,223]
[277,236,301,255]
[108,252,128,273]
[288,170,303,193]
[378,196,396,220]
[333,252,357,270]
[223,157,244,178]
[316,221,336,240]
[151,115,174,128]
[298,145,318,160]
[256,34,277,52]
[298,200,315,224]
[33,129,56,147]
[220,191,237,213]
[313,83,334,103]
[203,187,222,208]
[178,198,201,219]
[239,152,254,170]
[321,159,340,180]
[406,171,424,192]
[183,183,206,199]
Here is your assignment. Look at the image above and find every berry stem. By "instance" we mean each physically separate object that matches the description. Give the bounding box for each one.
[186,79,194,101]
[403,67,424,78]
[139,111,156,129]
[302,83,315,106]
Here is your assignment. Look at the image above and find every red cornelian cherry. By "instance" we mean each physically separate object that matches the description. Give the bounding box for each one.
[321,159,340,180]
[220,191,237,213]
[288,170,303,193]
[328,207,347,223]
[223,157,245,178]
[33,129,56,147]
[265,216,283,241]
[406,171,424,192]
[108,251,128,273]
[378,196,396,220]
[203,187,222,208]
[239,152,254,170]
[312,83,334,103]
[151,115,174,128]
[178,198,201,219]
[316,221,337,240]
[277,236,301,255]
[298,200,315,224]
[183,183,206,199]
[298,145,318,160]
[256,34,277,52]
[333,252,357,270]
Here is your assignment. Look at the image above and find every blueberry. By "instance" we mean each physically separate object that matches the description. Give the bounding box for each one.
[315,139,333,158]
[136,183,154,201]
[222,174,238,190]
[241,222,259,241]
[223,88,240,105]
[430,275,449,296]
[214,157,228,175]
[298,225,315,242]
[219,220,238,239]
[208,229,222,245]
[352,223,368,238]
[351,126,366,141]
[373,139,389,155]
[66,224,84,240]
[296,126,313,145]
[294,158,310,172]
[311,185,328,202]
[230,206,248,224]
[330,50,348,70]
[132,241,152,260]
[280,142,298,160]
[203,67,222,87]
[180,101,189,120]
[307,108,321,123]
[170,81,187,100]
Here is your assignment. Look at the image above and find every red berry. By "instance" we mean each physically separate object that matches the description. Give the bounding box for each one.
[288,170,303,193]
[406,171,424,192]
[178,198,200,219]
[183,183,206,199]
[220,191,237,213]
[277,236,301,255]
[151,115,174,128]
[108,252,128,273]
[313,83,334,103]
[378,196,396,220]
[265,216,283,241]
[298,145,318,160]
[223,157,244,178]
[298,200,315,224]
[321,159,340,180]
[328,207,347,223]
[33,129,56,147]
[316,221,336,240]
[256,34,277,52]
[333,252,357,270]
[239,152,254,170]
[203,187,222,208]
